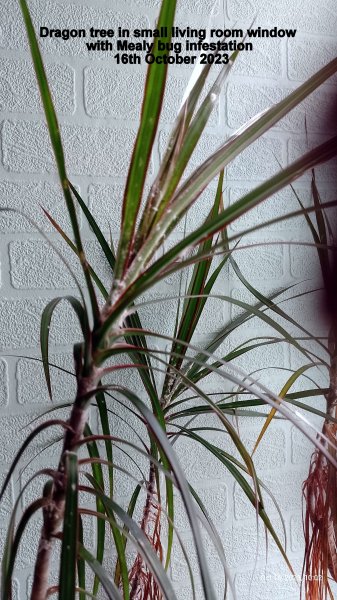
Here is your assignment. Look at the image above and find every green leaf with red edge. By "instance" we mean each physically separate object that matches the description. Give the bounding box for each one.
[114,59,337,292]
[40,296,90,398]
[19,0,100,325]
[69,182,115,272]
[167,172,225,376]
[0,419,70,505]
[96,392,114,499]
[114,484,141,586]
[59,453,79,600]
[172,424,294,575]
[84,474,179,600]
[42,206,159,402]
[83,424,106,597]
[97,134,337,341]
[140,55,237,238]
[77,516,86,600]
[92,385,219,600]
[113,0,177,282]
[1,471,51,600]
[229,253,327,353]
[84,421,130,599]
[41,208,110,299]
[136,57,212,247]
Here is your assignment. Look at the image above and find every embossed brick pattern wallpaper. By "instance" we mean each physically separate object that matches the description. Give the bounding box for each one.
[0,0,337,598]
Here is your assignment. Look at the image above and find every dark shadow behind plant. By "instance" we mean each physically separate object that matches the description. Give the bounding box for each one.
[299,171,337,600]
[1,0,337,599]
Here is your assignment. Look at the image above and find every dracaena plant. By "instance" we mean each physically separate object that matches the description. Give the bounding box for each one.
[1,0,337,599]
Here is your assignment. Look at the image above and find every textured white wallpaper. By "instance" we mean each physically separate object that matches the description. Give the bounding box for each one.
[0,0,337,598]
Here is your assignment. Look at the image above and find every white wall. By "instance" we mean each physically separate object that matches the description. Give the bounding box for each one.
[0,0,337,598]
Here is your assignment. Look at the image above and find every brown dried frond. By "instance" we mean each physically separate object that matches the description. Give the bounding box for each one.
[303,424,337,600]
[128,498,164,600]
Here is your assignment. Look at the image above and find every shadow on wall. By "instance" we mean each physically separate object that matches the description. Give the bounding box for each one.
[321,95,337,321]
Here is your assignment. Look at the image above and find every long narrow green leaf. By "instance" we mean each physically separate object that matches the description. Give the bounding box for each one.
[40,296,90,398]
[153,134,337,281]
[96,392,114,499]
[229,254,327,353]
[144,57,236,231]
[128,291,325,370]
[41,208,110,300]
[1,471,54,600]
[125,313,158,397]
[311,170,328,249]
[103,331,337,467]
[42,206,159,401]
[84,479,197,600]
[291,170,331,292]
[119,60,337,288]
[69,182,115,271]
[137,41,220,245]
[83,424,106,598]
[113,0,177,282]
[187,339,292,391]
[110,198,337,325]
[188,478,239,598]
[2,497,46,600]
[226,198,337,254]
[0,419,69,504]
[84,424,130,600]
[104,387,217,600]
[19,0,100,325]
[0,207,88,307]
[182,286,295,388]
[173,425,294,575]
[18,0,65,184]
[164,172,225,392]
[154,354,265,507]
[59,452,78,600]
[77,516,86,600]
[114,484,141,587]
[168,388,332,423]
[98,134,337,339]
[85,475,178,600]
[96,382,172,579]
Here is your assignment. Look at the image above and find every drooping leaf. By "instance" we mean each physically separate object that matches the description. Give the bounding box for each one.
[252,364,314,455]
[91,386,217,600]
[40,296,90,399]
[84,476,179,600]
[0,420,70,504]
[19,0,100,324]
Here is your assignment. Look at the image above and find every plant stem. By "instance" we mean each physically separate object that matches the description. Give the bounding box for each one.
[130,462,158,600]
[30,367,97,599]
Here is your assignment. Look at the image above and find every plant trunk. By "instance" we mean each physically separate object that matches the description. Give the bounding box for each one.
[129,462,163,600]
[30,369,97,600]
